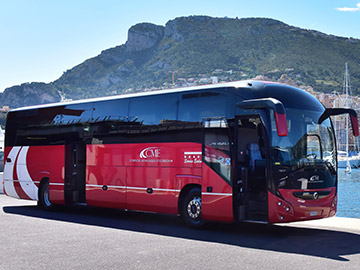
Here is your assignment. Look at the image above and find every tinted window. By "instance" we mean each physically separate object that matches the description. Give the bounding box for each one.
[204,122,232,185]
[178,91,234,122]
[6,103,94,146]
[129,94,178,125]
[92,99,130,123]
[52,103,93,125]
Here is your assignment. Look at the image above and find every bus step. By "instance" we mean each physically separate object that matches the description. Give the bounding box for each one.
[73,203,87,207]
[247,200,267,211]
[247,213,267,222]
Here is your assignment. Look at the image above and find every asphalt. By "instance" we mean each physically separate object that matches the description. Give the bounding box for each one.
[1,194,360,270]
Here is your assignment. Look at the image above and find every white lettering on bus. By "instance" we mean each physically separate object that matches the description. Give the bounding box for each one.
[184,151,202,164]
[140,147,160,159]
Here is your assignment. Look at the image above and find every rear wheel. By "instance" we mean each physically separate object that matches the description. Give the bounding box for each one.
[38,179,53,210]
[181,187,204,228]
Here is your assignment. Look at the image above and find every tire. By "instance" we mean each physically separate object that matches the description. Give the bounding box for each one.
[38,179,54,210]
[181,187,204,228]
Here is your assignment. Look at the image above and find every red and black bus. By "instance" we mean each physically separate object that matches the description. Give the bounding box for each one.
[3,81,358,227]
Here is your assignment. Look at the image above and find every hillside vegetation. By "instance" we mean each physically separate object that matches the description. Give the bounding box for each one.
[1,16,360,109]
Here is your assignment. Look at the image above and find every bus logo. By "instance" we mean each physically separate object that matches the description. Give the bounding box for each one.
[309,175,323,183]
[140,147,160,159]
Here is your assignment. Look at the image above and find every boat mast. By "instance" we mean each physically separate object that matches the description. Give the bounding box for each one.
[344,63,351,173]
[345,63,349,155]
[333,90,340,150]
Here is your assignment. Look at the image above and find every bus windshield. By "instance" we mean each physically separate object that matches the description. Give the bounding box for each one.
[271,108,336,186]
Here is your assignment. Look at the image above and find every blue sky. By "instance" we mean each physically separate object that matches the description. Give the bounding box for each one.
[1,0,359,92]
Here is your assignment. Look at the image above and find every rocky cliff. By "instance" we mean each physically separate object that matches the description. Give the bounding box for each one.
[125,23,164,52]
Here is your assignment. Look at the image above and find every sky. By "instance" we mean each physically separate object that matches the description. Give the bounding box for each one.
[1,0,360,92]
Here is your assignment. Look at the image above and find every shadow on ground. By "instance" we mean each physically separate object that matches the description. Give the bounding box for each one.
[3,204,359,261]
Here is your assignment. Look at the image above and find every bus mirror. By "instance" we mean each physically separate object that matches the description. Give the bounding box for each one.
[274,112,288,137]
[237,98,288,137]
[318,108,359,137]
[351,114,359,137]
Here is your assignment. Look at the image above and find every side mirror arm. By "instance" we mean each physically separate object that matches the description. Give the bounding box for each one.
[237,98,288,137]
[318,108,359,137]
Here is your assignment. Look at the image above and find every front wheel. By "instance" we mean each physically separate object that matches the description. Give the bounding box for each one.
[38,179,54,210]
[181,187,204,228]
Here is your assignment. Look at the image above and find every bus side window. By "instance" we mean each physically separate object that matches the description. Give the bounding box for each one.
[178,91,234,122]
[53,103,93,125]
[204,128,232,184]
[92,99,129,122]
[129,94,178,125]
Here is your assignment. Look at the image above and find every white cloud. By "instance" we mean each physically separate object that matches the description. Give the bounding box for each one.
[336,2,360,12]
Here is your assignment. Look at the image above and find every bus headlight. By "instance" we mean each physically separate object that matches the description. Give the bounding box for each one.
[277,199,294,215]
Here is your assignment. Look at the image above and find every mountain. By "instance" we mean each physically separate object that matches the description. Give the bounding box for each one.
[1,16,360,110]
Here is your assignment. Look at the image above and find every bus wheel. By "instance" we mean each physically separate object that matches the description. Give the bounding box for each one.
[38,179,53,210]
[181,187,204,228]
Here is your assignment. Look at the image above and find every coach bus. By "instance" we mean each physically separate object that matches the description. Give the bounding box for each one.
[3,81,358,227]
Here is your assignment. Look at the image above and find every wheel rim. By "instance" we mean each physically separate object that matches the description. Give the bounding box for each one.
[43,186,51,207]
[187,196,201,220]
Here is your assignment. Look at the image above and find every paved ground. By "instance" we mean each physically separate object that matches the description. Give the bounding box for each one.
[1,194,360,270]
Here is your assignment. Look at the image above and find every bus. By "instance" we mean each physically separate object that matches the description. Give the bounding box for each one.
[3,80,358,227]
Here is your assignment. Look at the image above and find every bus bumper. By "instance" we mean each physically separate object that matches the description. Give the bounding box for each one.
[268,188,337,223]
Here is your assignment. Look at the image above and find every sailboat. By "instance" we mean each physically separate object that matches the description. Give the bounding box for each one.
[336,63,360,173]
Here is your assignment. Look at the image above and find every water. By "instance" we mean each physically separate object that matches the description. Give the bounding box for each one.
[337,168,360,218]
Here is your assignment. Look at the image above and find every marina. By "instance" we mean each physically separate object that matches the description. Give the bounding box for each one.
[337,168,360,218]
[334,63,360,172]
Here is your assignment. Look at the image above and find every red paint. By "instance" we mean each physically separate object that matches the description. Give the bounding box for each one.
[86,142,232,219]
[12,149,31,200]
[126,167,178,213]
[13,181,31,200]
[175,174,202,194]
[86,142,202,168]
[202,163,233,222]
[26,145,65,204]
[4,145,65,203]
[86,166,126,208]
[268,187,336,223]
[85,142,203,215]
[5,142,336,224]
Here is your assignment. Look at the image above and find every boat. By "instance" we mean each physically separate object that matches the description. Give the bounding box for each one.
[336,63,360,172]
[0,127,3,152]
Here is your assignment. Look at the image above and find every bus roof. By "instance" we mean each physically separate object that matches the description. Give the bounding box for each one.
[11,80,270,112]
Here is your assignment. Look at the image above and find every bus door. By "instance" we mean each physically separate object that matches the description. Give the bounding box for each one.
[65,141,86,205]
[202,118,234,222]
[233,115,268,222]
